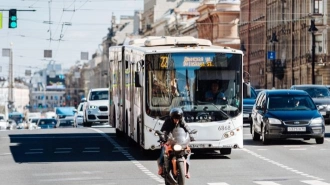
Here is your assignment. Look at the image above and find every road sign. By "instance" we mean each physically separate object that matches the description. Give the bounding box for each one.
[268,51,276,60]
[44,50,52,58]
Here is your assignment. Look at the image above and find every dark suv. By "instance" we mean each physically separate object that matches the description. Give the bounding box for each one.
[243,83,257,131]
[290,84,330,123]
[251,90,325,144]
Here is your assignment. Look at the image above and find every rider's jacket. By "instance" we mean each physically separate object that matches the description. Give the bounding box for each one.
[160,118,191,136]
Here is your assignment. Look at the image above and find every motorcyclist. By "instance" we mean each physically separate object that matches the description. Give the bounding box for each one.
[157,107,194,178]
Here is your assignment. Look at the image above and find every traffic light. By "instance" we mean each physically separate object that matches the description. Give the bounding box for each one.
[8,9,17,28]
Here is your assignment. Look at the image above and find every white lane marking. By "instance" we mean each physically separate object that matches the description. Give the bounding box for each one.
[283,145,301,147]
[0,153,11,156]
[254,181,281,185]
[39,177,103,182]
[90,128,164,183]
[54,151,71,154]
[207,183,230,185]
[25,152,43,154]
[242,148,323,180]
[1,136,104,139]
[56,148,72,150]
[84,147,100,150]
[301,180,330,185]
[82,151,100,153]
[289,148,306,150]
[257,149,268,151]
[33,171,103,176]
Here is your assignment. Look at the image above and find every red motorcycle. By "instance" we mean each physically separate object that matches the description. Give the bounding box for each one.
[156,128,197,185]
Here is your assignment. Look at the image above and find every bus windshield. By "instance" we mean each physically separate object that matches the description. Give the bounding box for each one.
[145,52,242,121]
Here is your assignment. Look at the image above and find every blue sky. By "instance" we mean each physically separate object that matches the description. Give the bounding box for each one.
[0,0,143,78]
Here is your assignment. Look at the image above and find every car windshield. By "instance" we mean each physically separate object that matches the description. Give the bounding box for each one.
[59,120,74,126]
[31,119,39,123]
[90,91,108,101]
[295,87,330,98]
[267,95,316,110]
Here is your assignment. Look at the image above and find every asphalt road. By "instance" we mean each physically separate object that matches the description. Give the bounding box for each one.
[0,124,329,185]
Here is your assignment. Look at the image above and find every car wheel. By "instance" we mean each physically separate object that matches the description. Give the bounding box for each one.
[262,125,270,145]
[252,123,260,141]
[315,137,324,144]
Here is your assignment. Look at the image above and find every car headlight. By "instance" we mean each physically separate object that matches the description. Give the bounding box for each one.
[326,105,330,111]
[268,118,281,125]
[89,105,97,109]
[310,117,324,125]
[173,144,182,151]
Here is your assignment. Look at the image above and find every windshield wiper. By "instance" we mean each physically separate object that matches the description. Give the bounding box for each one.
[196,101,230,119]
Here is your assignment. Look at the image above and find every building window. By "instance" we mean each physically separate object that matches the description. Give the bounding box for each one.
[315,34,323,54]
[312,0,323,14]
[46,96,48,100]
[51,96,53,100]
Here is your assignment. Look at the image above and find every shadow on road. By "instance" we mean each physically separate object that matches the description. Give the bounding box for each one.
[8,132,131,163]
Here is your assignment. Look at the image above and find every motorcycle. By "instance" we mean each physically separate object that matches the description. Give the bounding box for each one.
[155,128,197,185]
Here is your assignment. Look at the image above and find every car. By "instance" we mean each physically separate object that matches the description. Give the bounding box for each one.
[27,118,39,129]
[82,88,109,127]
[290,84,330,123]
[55,117,75,128]
[0,119,8,130]
[37,118,57,129]
[251,89,325,144]
[74,103,84,127]
[255,89,266,95]
[243,83,257,129]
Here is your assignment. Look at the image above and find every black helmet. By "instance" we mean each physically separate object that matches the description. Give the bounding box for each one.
[170,108,183,120]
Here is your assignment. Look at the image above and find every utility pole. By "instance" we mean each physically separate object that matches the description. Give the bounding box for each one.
[309,19,318,84]
[8,43,14,112]
[270,32,278,89]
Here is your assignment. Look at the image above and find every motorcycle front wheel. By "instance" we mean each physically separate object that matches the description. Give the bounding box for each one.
[177,162,186,185]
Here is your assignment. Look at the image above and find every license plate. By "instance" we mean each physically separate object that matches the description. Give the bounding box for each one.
[189,144,205,148]
[320,111,326,116]
[243,114,249,118]
[288,127,306,132]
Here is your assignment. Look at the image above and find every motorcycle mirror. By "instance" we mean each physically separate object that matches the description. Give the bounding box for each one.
[190,129,198,134]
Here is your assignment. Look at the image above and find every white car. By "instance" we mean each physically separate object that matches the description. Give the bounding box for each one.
[74,103,84,127]
[82,88,109,127]
[0,119,8,130]
[27,118,39,129]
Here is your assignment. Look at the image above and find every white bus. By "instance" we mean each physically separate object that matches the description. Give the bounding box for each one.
[109,36,244,155]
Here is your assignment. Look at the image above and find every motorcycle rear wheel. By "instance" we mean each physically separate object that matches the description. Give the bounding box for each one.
[177,162,185,185]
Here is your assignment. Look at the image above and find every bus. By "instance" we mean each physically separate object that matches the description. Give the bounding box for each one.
[109,36,244,155]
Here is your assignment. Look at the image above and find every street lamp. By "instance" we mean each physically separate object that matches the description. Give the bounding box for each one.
[270,32,278,89]
[308,19,318,84]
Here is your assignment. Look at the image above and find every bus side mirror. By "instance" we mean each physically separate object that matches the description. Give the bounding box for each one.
[135,71,142,87]
[81,98,87,102]
[243,82,251,98]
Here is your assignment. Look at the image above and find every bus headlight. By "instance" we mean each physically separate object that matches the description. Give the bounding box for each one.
[89,105,97,109]
[173,144,182,151]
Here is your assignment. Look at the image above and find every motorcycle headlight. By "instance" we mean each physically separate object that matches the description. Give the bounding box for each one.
[310,117,323,125]
[173,144,182,151]
[268,118,281,125]
[89,105,97,109]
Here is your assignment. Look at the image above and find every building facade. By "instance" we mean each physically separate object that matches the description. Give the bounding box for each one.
[240,0,329,89]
